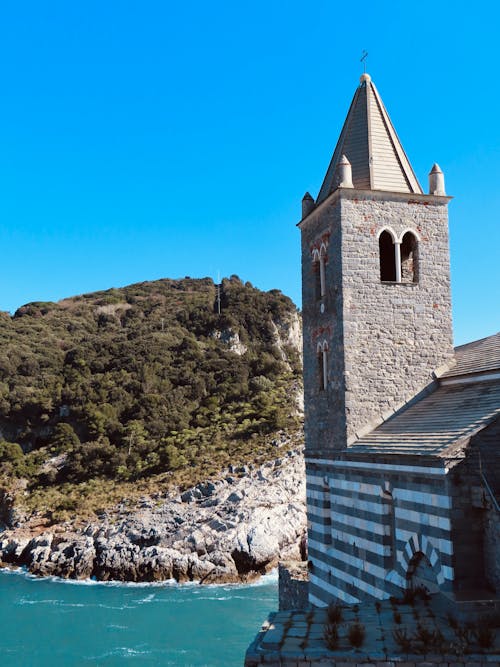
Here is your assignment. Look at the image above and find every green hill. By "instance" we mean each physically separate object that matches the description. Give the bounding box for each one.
[0,275,302,519]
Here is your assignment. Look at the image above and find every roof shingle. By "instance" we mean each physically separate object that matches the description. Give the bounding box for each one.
[348,380,500,456]
[442,331,500,379]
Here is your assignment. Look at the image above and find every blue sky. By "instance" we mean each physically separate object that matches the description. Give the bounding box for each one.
[0,1,498,345]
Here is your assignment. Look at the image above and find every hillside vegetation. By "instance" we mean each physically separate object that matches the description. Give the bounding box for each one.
[0,276,302,519]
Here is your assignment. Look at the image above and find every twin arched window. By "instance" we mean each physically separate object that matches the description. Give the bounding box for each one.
[379,229,419,283]
[312,244,327,300]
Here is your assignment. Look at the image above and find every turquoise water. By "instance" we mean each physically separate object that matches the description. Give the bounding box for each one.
[0,568,276,666]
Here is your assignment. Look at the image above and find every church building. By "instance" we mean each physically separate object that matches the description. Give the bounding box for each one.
[299,73,500,606]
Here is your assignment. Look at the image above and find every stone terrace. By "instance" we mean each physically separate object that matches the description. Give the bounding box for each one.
[245,596,500,666]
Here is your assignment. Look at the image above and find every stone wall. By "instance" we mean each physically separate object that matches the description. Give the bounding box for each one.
[449,417,500,596]
[278,561,308,611]
[485,508,500,594]
[300,197,346,456]
[473,416,500,594]
[340,192,454,444]
[299,190,454,455]
[448,455,488,595]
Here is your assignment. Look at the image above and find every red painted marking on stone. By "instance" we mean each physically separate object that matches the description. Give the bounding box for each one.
[311,326,332,343]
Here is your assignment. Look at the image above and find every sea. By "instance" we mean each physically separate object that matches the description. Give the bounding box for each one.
[0,567,277,666]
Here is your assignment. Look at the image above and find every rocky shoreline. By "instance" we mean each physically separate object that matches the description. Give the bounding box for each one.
[0,446,306,584]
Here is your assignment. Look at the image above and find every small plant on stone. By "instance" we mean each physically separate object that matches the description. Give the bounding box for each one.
[446,612,458,629]
[347,622,366,649]
[402,588,416,605]
[474,625,496,650]
[323,622,339,650]
[431,628,446,653]
[453,624,473,654]
[327,600,343,624]
[414,623,434,645]
[413,623,445,654]
[454,622,473,644]
[393,610,402,624]
[393,627,413,653]
[374,600,381,613]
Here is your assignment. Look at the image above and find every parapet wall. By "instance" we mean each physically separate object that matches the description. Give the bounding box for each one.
[278,561,308,611]
[245,603,500,667]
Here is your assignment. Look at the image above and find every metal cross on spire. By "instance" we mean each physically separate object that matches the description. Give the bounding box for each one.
[360,50,368,73]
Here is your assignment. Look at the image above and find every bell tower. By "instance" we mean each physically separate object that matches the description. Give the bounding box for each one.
[299,73,455,456]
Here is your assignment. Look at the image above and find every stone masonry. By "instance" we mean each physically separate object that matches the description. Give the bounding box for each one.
[301,189,455,455]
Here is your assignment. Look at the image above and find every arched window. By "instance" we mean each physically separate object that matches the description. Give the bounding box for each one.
[378,228,419,284]
[312,245,327,300]
[379,230,396,282]
[317,341,328,391]
[400,232,418,283]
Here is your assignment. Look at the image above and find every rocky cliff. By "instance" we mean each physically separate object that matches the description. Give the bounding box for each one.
[0,439,306,583]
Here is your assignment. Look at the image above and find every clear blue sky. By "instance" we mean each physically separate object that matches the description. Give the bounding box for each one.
[0,1,498,345]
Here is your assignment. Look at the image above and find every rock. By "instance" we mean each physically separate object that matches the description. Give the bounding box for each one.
[227,491,244,503]
[199,497,219,508]
[180,490,194,503]
[197,481,216,498]
[208,518,227,532]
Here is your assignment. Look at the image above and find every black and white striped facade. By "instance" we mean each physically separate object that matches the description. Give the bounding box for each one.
[306,456,453,606]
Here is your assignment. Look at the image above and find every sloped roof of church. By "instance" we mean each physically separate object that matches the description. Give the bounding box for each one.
[316,74,423,203]
[348,380,500,456]
[348,331,500,456]
[441,331,500,379]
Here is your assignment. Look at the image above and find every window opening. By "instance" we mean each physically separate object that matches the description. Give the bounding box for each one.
[319,254,326,298]
[317,342,328,391]
[382,488,397,568]
[313,247,327,300]
[400,232,418,283]
[379,231,396,281]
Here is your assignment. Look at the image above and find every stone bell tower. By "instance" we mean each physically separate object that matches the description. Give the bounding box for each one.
[299,73,455,457]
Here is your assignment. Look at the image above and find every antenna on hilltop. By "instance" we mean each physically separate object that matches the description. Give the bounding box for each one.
[360,50,368,73]
[216,270,221,315]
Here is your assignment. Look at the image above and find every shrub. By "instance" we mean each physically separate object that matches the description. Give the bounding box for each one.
[327,600,343,623]
[0,441,23,463]
[347,622,365,649]
[48,423,80,454]
[323,622,339,650]
[393,627,413,653]
[474,626,496,649]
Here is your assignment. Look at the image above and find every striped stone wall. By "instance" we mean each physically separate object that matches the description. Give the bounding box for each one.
[306,456,454,606]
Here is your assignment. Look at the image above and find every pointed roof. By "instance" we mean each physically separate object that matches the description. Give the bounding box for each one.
[316,73,423,203]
